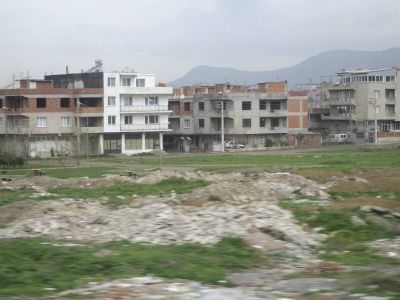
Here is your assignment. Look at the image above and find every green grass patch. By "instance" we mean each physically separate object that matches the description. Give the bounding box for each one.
[0,237,263,296]
[280,198,397,267]
[5,167,122,179]
[208,194,222,201]
[49,177,210,204]
[0,188,37,207]
[118,147,400,173]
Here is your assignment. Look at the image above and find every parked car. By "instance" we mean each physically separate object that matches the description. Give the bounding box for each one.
[225,141,245,149]
[326,133,351,144]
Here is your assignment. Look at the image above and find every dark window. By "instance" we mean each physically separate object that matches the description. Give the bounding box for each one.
[183,102,191,111]
[37,98,46,108]
[259,100,267,110]
[60,98,70,108]
[0,99,2,108]
[242,101,252,110]
[198,102,205,111]
[271,118,280,128]
[199,119,205,128]
[260,118,266,127]
[243,118,251,128]
[270,101,281,111]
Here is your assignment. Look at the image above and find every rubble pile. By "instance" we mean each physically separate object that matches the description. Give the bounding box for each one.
[0,171,329,265]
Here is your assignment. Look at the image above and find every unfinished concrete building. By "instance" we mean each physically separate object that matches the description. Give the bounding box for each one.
[320,68,400,143]
[165,82,309,152]
[0,79,103,157]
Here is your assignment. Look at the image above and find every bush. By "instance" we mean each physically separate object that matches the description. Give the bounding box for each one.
[0,155,25,169]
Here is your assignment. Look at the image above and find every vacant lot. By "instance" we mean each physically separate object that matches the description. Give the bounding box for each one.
[0,145,399,299]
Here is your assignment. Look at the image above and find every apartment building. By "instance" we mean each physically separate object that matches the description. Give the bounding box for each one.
[165,82,309,151]
[0,79,103,157]
[0,61,173,157]
[320,67,400,143]
[102,71,173,154]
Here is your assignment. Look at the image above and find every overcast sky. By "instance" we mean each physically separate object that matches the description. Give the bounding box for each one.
[1,0,399,86]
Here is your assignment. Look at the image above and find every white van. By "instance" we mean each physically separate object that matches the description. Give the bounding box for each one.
[327,134,351,144]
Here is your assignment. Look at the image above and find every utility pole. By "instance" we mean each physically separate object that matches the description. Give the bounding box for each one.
[76,98,81,167]
[369,97,379,145]
[85,110,89,161]
[220,100,224,152]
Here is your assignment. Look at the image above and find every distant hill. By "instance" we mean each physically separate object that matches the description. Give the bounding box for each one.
[169,48,400,87]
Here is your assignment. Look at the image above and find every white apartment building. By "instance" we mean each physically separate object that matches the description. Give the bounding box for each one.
[103,72,173,154]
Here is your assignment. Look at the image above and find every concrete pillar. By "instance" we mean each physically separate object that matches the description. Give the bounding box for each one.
[141,132,146,151]
[159,132,163,151]
[99,134,104,155]
[121,133,125,154]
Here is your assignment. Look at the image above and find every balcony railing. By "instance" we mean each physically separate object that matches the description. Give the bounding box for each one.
[120,123,170,131]
[325,97,356,105]
[120,105,170,113]
[385,97,396,102]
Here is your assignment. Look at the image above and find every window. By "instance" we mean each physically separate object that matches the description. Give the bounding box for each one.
[271,118,280,128]
[107,77,116,87]
[184,119,191,128]
[199,119,205,128]
[242,101,252,110]
[259,100,267,110]
[136,78,145,87]
[242,118,251,128]
[260,117,266,127]
[0,99,2,108]
[145,115,159,124]
[373,90,380,99]
[183,102,191,111]
[37,98,46,108]
[60,98,70,108]
[198,102,205,111]
[271,101,281,111]
[108,115,116,125]
[36,117,47,128]
[0,117,3,127]
[145,96,158,105]
[107,97,116,106]
[385,89,395,100]
[61,116,71,127]
[123,96,133,106]
[124,115,133,124]
[121,77,131,86]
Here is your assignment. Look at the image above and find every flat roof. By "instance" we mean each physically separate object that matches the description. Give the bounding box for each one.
[337,68,395,75]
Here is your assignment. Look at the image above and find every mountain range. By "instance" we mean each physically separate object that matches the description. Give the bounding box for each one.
[169,48,400,87]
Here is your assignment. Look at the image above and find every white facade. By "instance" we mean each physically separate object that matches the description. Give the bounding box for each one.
[103,72,172,154]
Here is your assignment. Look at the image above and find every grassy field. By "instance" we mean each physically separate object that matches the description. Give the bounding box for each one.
[1,145,400,297]
[90,146,400,173]
[0,237,262,296]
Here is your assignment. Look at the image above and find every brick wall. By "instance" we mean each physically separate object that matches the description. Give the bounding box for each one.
[288,133,322,147]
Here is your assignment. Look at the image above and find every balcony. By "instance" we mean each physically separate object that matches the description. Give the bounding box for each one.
[259,92,288,100]
[117,86,173,95]
[120,123,170,132]
[386,97,396,102]
[79,126,103,134]
[324,97,356,106]
[322,113,356,121]
[259,109,288,117]
[120,105,171,113]
[259,127,288,134]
